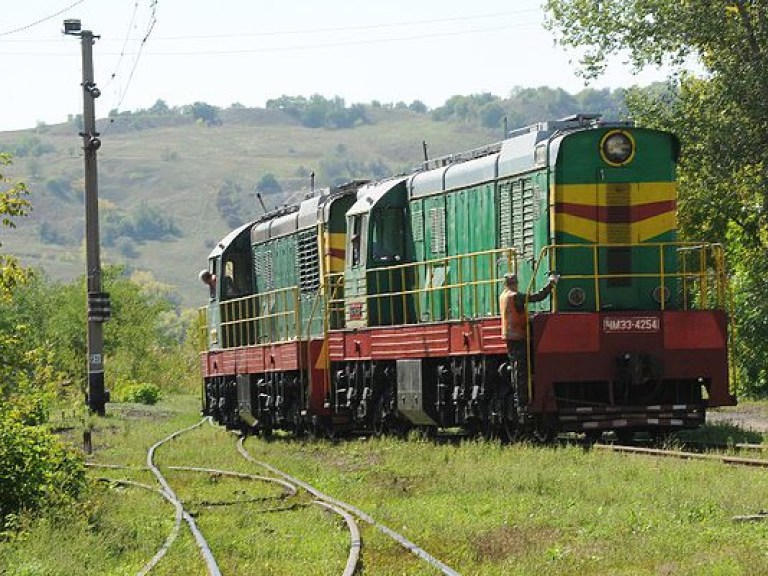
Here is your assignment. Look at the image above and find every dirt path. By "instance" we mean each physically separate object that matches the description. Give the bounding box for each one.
[707,404,768,433]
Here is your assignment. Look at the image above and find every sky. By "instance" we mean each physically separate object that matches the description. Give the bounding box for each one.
[0,0,678,133]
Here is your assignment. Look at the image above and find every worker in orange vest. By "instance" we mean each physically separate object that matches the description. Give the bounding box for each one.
[499,272,559,409]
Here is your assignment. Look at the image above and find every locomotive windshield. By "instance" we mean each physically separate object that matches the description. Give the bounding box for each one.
[370,207,404,264]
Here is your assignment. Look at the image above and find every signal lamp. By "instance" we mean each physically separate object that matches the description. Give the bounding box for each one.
[63,19,81,35]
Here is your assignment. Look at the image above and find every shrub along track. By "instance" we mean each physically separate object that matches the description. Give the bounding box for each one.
[87,418,365,576]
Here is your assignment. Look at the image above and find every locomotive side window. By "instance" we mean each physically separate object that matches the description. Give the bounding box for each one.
[222,260,236,297]
[221,250,252,299]
[351,215,363,267]
[370,207,404,263]
[209,259,218,300]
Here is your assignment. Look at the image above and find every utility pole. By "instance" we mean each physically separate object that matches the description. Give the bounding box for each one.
[64,19,110,415]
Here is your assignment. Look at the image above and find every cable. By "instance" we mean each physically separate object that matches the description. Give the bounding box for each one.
[102,0,141,92]
[115,0,157,109]
[146,8,540,41]
[0,7,539,43]
[0,0,88,37]
[122,21,541,57]
[102,0,159,136]
[0,18,537,57]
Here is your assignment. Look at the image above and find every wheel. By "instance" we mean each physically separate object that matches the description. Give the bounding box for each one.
[372,395,390,437]
[583,430,602,445]
[613,429,635,444]
[239,421,253,437]
[475,401,502,441]
[531,424,557,444]
[393,416,412,439]
[501,395,520,443]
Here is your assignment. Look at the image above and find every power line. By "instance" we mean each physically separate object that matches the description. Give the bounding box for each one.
[145,9,540,41]
[0,0,88,37]
[0,8,539,43]
[102,0,142,92]
[0,20,540,57]
[115,0,157,107]
[143,22,541,56]
[100,0,158,137]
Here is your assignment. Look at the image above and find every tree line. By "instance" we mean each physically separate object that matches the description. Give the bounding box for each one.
[89,86,629,134]
[545,0,768,392]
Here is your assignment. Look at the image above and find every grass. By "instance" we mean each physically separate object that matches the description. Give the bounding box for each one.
[4,394,768,574]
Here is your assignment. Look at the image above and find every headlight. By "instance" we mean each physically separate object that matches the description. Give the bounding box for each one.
[567,287,586,307]
[600,130,635,166]
[652,286,670,304]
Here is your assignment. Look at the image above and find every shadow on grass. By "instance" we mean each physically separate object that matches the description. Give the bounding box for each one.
[675,421,764,445]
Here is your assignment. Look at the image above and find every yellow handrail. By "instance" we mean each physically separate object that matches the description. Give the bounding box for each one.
[534,242,728,312]
[197,307,208,352]
[217,285,302,349]
[358,247,518,323]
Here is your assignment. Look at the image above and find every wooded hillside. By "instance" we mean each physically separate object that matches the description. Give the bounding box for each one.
[0,87,628,307]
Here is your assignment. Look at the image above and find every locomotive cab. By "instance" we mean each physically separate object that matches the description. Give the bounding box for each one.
[199,220,257,426]
[200,221,256,350]
[344,177,413,329]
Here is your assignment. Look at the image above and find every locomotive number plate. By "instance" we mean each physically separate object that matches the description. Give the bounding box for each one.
[602,316,660,333]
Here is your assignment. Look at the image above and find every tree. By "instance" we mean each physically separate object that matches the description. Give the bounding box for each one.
[255,173,283,196]
[1,154,31,300]
[408,100,428,114]
[149,98,171,115]
[189,101,221,126]
[544,0,768,393]
[0,157,85,531]
[265,94,369,129]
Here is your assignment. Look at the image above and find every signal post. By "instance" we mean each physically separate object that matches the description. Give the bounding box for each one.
[64,19,110,415]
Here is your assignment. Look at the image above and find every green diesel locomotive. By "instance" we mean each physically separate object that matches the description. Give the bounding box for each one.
[200,114,734,440]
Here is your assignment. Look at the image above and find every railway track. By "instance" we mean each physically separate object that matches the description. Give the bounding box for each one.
[87,418,367,575]
[594,439,768,523]
[88,470,184,576]
[87,417,461,575]
[237,436,461,576]
[88,412,768,574]
[594,442,768,468]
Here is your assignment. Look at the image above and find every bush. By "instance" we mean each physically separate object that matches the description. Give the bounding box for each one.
[112,381,161,405]
[0,416,86,532]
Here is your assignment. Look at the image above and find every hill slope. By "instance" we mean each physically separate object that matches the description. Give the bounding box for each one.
[0,106,504,307]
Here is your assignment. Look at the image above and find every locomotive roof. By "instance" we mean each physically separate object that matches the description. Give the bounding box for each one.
[409,114,634,199]
[206,219,256,260]
[251,179,367,243]
[347,176,409,217]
